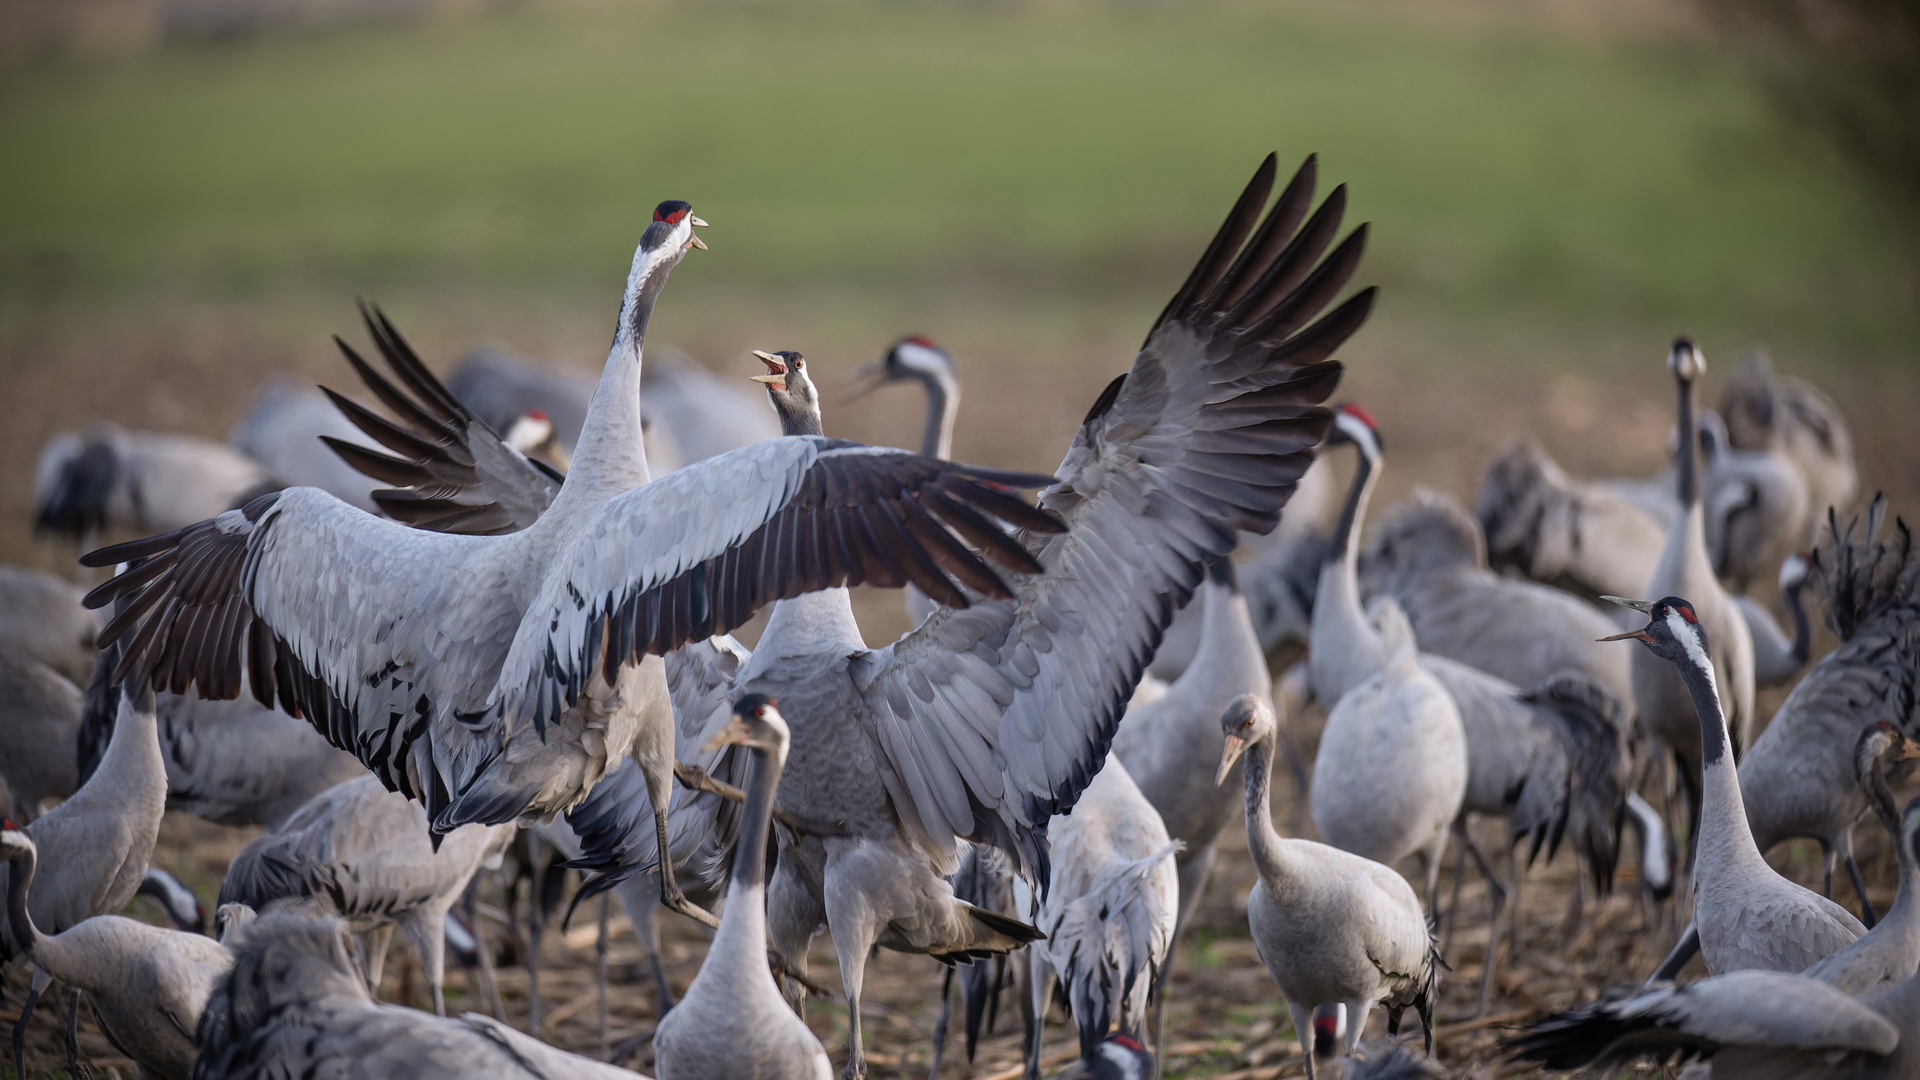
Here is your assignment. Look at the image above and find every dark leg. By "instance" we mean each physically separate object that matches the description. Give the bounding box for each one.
[1456,831,1508,1018]
[63,988,85,1079]
[1844,849,1879,929]
[464,884,506,1022]
[596,895,611,1058]
[929,966,954,1079]
[1440,824,1470,955]
[1153,846,1216,1068]
[642,753,720,930]
[12,980,40,1080]
[1648,923,1700,984]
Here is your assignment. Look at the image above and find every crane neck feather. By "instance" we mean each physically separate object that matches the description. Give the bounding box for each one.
[712,742,784,970]
[3,837,43,958]
[562,239,685,506]
[919,370,959,460]
[1675,374,1698,509]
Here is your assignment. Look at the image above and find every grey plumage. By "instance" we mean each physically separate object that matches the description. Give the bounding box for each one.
[77,674,364,830]
[193,911,647,1080]
[1311,409,1622,916]
[1357,486,1634,726]
[79,207,1060,937]
[217,773,513,1016]
[0,565,102,684]
[1716,351,1860,570]
[1741,503,1919,918]
[1150,454,1338,680]
[652,697,833,1080]
[1112,556,1271,1024]
[1505,968,1913,1078]
[230,382,385,513]
[1733,552,1814,688]
[0,649,80,823]
[447,342,777,470]
[1632,340,1758,815]
[1,680,166,967]
[34,423,275,541]
[1605,596,1863,976]
[1,827,231,1080]
[1797,741,1920,995]
[1222,694,1439,1080]
[1476,437,1670,603]
[1013,761,1180,1076]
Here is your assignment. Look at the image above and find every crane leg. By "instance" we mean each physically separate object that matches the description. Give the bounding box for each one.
[1440,826,1470,955]
[1152,845,1216,1068]
[1286,1000,1317,1080]
[1843,849,1879,929]
[402,905,449,1017]
[11,968,46,1080]
[928,966,954,1079]
[363,924,394,1000]
[1024,949,1052,1080]
[1507,844,1525,963]
[1453,828,1508,1017]
[62,988,83,1079]
[463,883,506,1022]
[830,914,878,1080]
[611,870,675,1019]
[1648,922,1700,985]
[595,894,611,1058]
[641,752,719,930]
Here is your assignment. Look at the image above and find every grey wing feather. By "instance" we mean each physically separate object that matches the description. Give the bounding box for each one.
[1504,970,1899,1071]
[857,153,1371,880]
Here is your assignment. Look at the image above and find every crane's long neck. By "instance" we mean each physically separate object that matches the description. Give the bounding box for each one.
[82,692,166,832]
[918,370,959,459]
[4,841,45,958]
[1177,561,1271,700]
[1676,647,1764,873]
[554,245,681,509]
[711,741,784,970]
[1242,738,1301,898]
[1311,445,1385,702]
[1675,375,1698,509]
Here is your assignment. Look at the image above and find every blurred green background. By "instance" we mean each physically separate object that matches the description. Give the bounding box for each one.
[0,0,1914,571]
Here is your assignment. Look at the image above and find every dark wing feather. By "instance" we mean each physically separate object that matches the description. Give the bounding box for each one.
[322,303,562,535]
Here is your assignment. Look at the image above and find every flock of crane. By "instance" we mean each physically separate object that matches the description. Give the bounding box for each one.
[0,152,1915,1080]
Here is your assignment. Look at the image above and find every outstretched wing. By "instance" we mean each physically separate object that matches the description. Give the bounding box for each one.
[855,153,1372,880]
[321,303,563,535]
[486,435,1062,740]
[81,488,505,799]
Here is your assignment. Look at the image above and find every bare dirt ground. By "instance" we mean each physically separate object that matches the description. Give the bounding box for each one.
[3,324,1916,1078]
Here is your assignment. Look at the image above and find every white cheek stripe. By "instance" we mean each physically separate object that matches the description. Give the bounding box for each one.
[1667,609,1717,697]
[1335,412,1380,460]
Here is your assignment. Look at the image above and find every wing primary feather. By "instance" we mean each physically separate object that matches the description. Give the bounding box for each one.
[1204,153,1317,314]
[332,336,458,438]
[362,302,469,423]
[1233,223,1369,347]
[1220,184,1349,332]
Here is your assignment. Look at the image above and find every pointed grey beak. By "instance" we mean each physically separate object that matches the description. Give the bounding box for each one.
[687,216,710,251]
[1598,627,1655,643]
[1601,595,1654,612]
[749,350,787,389]
[1215,734,1247,786]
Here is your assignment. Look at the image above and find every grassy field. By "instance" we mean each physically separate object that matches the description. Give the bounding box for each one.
[1,0,1913,356]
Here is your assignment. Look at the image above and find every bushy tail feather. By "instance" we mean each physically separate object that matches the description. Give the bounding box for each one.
[1522,670,1630,891]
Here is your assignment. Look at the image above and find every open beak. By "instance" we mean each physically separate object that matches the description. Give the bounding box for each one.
[1215,735,1247,786]
[749,350,788,390]
[701,716,751,754]
[841,360,890,402]
[1601,595,1654,612]
[1598,625,1656,643]
[687,216,709,250]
